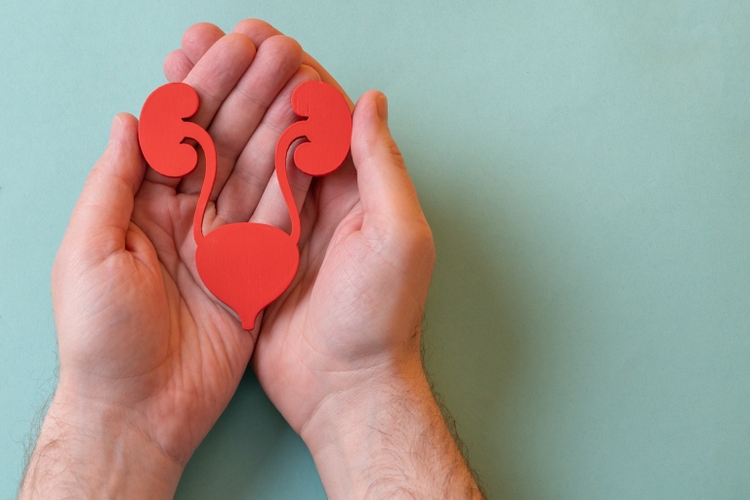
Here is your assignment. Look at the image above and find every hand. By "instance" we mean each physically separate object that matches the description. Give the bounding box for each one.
[22,17,483,498]
[21,24,318,498]
[167,20,482,498]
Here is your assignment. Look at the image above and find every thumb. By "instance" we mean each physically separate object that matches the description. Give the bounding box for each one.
[64,113,147,263]
[351,91,424,226]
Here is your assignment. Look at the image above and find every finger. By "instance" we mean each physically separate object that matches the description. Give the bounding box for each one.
[182,22,226,65]
[214,64,319,226]
[199,35,304,210]
[64,114,147,264]
[299,52,354,110]
[175,33,257,193]
[163,49,193,83]
[163,23,225,84]
[232,18,279,47]
[351,91,424,225]
[156,48,192,183]
[182,33,256,130]
[152,25,235,187]
[147,34,255,189]
[233,19,354,109]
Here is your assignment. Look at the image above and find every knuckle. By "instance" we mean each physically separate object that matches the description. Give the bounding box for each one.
[408,218,436,264]
[263,35,303,61]
[378,215,435,267]
[382,138,406,169]
[236,18,273,33]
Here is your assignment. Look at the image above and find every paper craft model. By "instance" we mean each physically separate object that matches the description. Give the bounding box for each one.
[138,81,352,329]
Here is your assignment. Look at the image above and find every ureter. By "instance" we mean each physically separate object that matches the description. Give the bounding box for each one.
[275,124,306,245]
[190,125,217,246]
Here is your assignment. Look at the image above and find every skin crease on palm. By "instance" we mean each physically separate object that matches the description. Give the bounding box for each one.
[20,19,484,499]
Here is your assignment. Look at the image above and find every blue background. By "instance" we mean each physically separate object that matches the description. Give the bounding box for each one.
[1,1,749,498]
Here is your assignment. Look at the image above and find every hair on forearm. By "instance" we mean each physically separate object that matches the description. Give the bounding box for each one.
[420,316,488,499]
[18,364,58,497]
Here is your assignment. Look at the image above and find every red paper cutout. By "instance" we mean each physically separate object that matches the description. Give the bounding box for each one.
[138,81,352,330]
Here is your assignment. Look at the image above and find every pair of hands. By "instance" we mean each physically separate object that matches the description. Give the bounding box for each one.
[23,19,447,499]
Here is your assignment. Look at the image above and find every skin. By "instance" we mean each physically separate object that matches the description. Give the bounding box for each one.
[20,20,484,499]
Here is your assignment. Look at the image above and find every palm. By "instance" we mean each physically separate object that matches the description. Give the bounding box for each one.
[55,178,255,462]
[253,161,426,432]
[129,184,255,437]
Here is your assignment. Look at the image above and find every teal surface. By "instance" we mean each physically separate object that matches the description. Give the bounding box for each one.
[1,1,749,498]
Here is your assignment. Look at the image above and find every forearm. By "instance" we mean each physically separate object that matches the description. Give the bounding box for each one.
[20,392,184,500]
[302,361,483,499]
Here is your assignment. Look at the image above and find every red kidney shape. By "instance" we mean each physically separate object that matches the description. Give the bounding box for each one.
[138,83,203,178]
[290,81,352,176]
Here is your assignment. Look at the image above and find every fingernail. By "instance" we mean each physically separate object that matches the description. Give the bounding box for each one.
[376,94,388,124]
[109,115,122,143]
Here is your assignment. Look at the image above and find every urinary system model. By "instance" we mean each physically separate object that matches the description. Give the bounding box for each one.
[138,81,352,329]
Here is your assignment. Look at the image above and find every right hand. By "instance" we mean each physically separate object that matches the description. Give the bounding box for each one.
[167,21,482,498]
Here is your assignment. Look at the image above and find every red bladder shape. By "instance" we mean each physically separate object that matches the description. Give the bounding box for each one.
[138,81,352,330]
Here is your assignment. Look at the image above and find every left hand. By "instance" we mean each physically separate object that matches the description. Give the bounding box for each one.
[22,24,319,498]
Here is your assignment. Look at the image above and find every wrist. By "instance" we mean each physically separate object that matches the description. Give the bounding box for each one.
[20,389,184,500]
[300,355,427,448]
[300,358,480,499]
